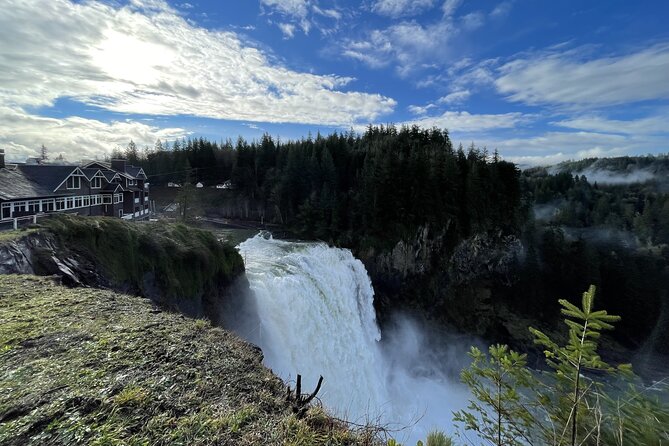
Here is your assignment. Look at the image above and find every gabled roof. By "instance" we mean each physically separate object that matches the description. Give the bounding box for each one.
[83,161,112,170]
[51,167,87,191]
[83,160,145,180]
[103,183,125,193]
[102,171,119,181]
[0,165,82,201]
[0,166,53,200]
[125,166,147,179]
[19,165,82,192]
[81,168,105,180]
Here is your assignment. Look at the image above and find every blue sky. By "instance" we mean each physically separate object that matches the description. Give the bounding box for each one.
[1,0,668,165]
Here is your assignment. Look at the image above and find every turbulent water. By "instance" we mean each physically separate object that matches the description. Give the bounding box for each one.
[228,233,471,443]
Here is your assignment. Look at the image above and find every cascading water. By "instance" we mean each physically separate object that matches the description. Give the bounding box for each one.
[228,233,471,443]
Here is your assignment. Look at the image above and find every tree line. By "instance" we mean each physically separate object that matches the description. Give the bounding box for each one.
[120,126,524,250]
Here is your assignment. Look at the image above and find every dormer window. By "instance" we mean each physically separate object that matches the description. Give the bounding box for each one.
[66,176,81,189]
[91,177,102,188]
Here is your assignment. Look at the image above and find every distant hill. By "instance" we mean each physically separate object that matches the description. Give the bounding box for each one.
[526,154,669,186]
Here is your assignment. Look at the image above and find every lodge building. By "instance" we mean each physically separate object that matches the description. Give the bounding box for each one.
[0,149,150,225]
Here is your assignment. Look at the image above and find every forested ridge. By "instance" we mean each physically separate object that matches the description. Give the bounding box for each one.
[126,125,524,249]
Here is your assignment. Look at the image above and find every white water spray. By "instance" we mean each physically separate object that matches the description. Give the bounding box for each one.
[230,234,471,443]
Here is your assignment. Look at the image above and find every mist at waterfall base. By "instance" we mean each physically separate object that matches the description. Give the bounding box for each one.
[223,234,475,443]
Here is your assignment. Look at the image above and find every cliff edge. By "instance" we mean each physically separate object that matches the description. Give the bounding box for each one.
[0,275,368,445]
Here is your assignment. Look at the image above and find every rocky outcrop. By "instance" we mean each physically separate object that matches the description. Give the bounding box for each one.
[0,231,99,286]
[361,224,449,279]
[0,234,36,275]
[448,232,523,286]
[0,217,247,324]
[358,225,524,340]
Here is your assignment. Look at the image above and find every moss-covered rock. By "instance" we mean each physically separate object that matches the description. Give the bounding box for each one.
[0,275,371,445]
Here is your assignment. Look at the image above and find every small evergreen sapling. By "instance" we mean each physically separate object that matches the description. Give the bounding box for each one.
[453,344,535,446]
[529,285,625,446]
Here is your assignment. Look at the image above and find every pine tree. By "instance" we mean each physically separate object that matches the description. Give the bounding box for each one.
[529,285,627,446]
[40,144,48,163]
[454,344,535,446]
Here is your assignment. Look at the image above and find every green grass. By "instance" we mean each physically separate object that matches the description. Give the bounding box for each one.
[0,228,38,244]
[0,275,374,445]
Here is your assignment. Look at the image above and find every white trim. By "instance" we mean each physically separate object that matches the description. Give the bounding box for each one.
[83,161,111,170]
[0,194,115,221]
[66,176,81,190]
[53,167,86,192]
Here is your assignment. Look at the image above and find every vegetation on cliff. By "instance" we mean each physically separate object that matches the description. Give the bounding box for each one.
[35,215,245,320]
[0,275,374,445]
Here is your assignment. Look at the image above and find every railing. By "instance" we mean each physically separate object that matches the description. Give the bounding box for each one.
[120,209,151,220]
[0,213,52,231]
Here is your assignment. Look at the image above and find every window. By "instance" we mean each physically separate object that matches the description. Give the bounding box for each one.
[56,198,65,210]
[66,176,81,189]
[45,200,55,212]
[103,195,112,204]
[75,197,83,208]
[2,203,11,219]
[91,177,102,188]
[28,200,40,212]
[83,196,90,207]
[66,197,74,209]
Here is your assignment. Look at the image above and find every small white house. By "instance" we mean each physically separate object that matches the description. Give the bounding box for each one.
[195,182,204,188]
[218,180,234,190]
[167,182,181,188]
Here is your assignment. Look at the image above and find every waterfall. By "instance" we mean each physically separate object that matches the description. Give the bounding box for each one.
[228,233,471,443]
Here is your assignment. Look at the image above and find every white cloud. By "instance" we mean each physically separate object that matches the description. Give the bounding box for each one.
[396,110,528,132]
[278,22,296,38]
[554,114,669,135]
[261,0,310,30]
[0,106,186,163]
[460,12,485,30]
[490,1,513,18]
[371,0,435,18]
[441,0,462,17]
[260,0,342,35]
[312,5,341,20]
[343,3,491,76]
[342,19,457,76]
[475,130,668,167]
[407,103,437,115]
[0,0,395,126]
[438,90,471,104]
[496,43,669,107]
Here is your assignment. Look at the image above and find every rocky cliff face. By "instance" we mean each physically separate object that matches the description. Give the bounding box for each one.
[0,231,102,286]
[358,225,524,340]
[0,216,247,324]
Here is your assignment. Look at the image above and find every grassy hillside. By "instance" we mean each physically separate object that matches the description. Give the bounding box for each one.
[0,275,370,445]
